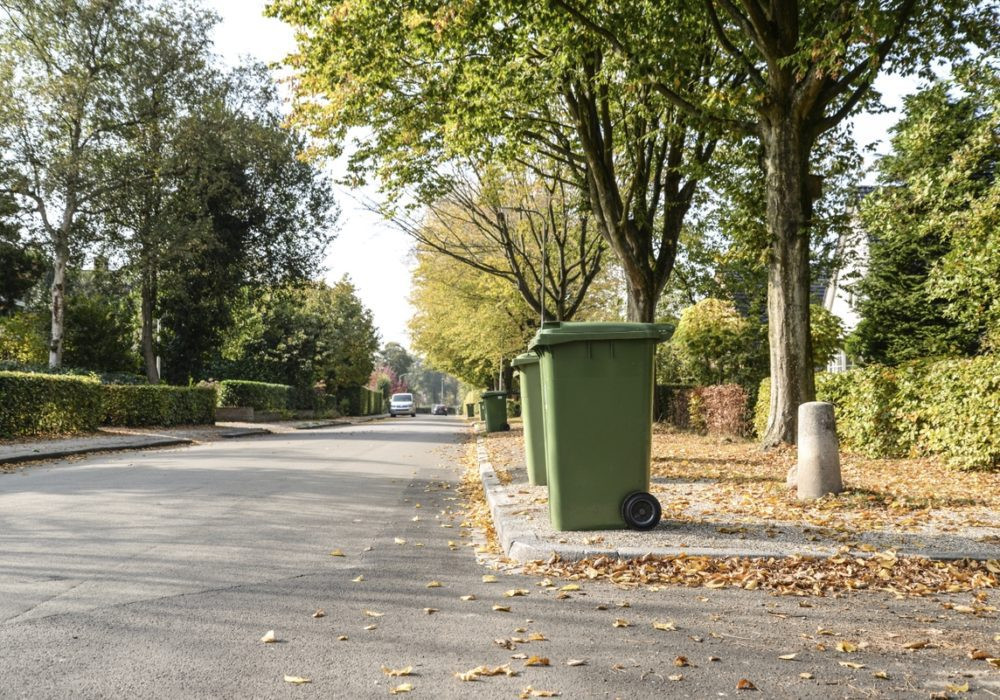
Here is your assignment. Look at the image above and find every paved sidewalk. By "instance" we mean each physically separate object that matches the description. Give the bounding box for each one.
[477,429,1000,563]
[0,415,387,468]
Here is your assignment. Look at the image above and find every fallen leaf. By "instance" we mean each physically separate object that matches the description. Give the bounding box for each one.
[426,581,443,588]
[364,610,384,617]
[482,575,498,583]
[382,666,413,677]
[394,538,406,545]
[528,632,547,642]
[493,605,511,612]
[652,621,677,631]
[524,656,550,667]
[836,640,857,653]
[352,575,365,583]
[839,661,865,669]
[987,658,1000,668]
[903,639,930,650]
[460,595,476,601]
[595,604,608,611]
[669,674,684,681]
[736,678,757,690]
[329,549,345,557]
[284,676,311,685]
[260,630,278,644]
[613,618,630,628]
[505,589,530,597]
[674,656,689,667]
[799,672,813,679]
[389,682,413,694]
[423,608,438,615]
[947,682,970,693]
[519,688,559,699]
[970,649,989,660]
[559,584,580,592]
[312,609,326,618]
[778,654,797,661]
[364,624,377,631]
[337,635,348,641]
[566,659,587,666]
[708,656,720,662]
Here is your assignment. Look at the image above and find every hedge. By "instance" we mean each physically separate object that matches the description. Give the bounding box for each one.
[754,354,1000,470]
[217,379,292,411]
[359,386,383,416]
[0,371,103,437]
[102,385,216,427]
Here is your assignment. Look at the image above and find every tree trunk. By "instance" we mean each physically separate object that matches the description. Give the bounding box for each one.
[760,115,816,447]
[48,240,68,369]
[141,268,159,383]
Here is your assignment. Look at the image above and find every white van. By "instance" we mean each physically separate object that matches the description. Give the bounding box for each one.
[389,393,416,417]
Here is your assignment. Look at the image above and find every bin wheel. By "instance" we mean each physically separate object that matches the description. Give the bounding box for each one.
[621,492,661,531]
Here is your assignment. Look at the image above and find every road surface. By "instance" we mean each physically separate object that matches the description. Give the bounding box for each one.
[1,416,997,698]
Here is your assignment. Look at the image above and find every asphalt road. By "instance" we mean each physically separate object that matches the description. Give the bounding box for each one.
[1,416,998,699]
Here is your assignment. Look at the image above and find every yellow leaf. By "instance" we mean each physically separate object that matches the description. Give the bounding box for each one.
[504,589,530,597]
[284,676,311,685]
[566,659,587,666]
[312,609,326,618]
[987,658,1000,668]
[394,538,406,545]
[364,610,384,617]
[519,688,559,698]
[652,621,677,631]
[559,584,580,592]
[872,670,889,679]
[426,581,443,588]
[482,575,498,583]
[382,666,413,677]
[461,595,476,601]
[668,674,684,681]
[839,661,865,669]
[947,682,970,693]
[493,605,511,612]
[528,632,547,641]
[364,624,377,631]
[260,630,278,644]
[524,656,550,667]
[778,653,797,660]
[836,640,857,653]
[337,635,348,641]
[329,549,345,557]
[612,619,629,628]
[352,575,365,583]
[799,672,813,679]
[389,682,414,694]
[674,656,689,667]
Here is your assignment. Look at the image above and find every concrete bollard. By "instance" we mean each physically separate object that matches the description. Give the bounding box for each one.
[796,401,843,500]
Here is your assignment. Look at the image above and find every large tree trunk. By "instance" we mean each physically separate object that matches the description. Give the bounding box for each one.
[624,273,658,323]
[760,115,816,447]
[140,268,159,383]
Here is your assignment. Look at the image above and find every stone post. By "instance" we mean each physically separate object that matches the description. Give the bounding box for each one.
[796,401,843,500]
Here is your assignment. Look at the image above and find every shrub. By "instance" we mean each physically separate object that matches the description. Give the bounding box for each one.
[0,371,102,437]
[218,379,292,411]
[358,386,383,415]
[671,299,757,386]
[102,385,216,427]
[754,355,1000,469]
[655,384,695,428]
[753,378,770,439]
[696,384,752,437]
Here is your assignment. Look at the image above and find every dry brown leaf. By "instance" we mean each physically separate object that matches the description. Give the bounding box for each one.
[364,624,377,631]
[382,666,413,677]
[519,688,559,699]
[836,640,857,653]
[312,609,326,618]
[460,595,476,601]
[612,618,630,628]
[394,538,406,545]
[969,649,989,660]
[559,584,580,592]
[524,656,550,667]
[505,589,530,597]
[652,620,677,631]
[482,575,498,583]
[947,682,970,693]
[260,630,277,644]
[426,581,443,588]
[838,661,865,669]
[528,632,547,642]
[284,676,311,685]
[389,682,414,694]
[987,658,1000,668]
[674,656,689,667]
[364,610,384,617]
[903,639,930,650]
[566,659,587,667]
[337,635,348,641]
[872,671,889,679]
[329,549,345,557]
[778,654,797,661]
[493,604,511,612]
[736,678,757,690]
[668,674,684,681]
[799,672,813,679]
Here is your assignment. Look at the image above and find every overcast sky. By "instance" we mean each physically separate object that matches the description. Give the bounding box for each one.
[205,1,920,348]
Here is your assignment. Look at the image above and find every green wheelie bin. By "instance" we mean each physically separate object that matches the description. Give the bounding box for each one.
[481,391,510,432]
[529,322,672,531]
[512,353,546,486]
[465,403,475,418]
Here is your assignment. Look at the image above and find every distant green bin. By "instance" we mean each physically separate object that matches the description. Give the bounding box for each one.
[465,403,475,418]
[529,322,671,530]
[481,391,509,432]
[511,353,546,486]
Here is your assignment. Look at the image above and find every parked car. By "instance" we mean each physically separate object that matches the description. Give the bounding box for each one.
[431,404,448,415]
[389,393,416,417]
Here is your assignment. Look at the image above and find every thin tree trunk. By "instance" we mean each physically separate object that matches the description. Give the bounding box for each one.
[140,268,159,383]
[760,115,816,447]
[48,239,68,369]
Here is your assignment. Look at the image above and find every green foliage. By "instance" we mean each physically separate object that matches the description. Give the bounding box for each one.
[754,356,1000,469]
[809,304,845,369]
[0,311,47,365]
[358,386,383,416]
[62,292,140,374]
[101,385,216,427]
[217,380,292,411]
[670,299,761,386]
[753,378,770,441]
[0,371,102,437]
[0,195,46,314]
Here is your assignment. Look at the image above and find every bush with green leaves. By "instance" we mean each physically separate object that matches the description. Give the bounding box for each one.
[755,355,1000,469]
[0,371,103,437]
[671,299,759,386]
[102,385,216,427]
[217,380,292,411]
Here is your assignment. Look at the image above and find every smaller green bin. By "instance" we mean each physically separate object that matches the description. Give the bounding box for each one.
[512,353,545,486]
[465,403,475,418]
[481,391,509,432]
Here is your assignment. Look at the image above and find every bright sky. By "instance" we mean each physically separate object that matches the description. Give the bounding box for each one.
[206,1,919,347]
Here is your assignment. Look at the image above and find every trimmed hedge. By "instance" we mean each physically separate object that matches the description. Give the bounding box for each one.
[657,383,752,437]
[754,355,1000,469]
[0,371,102,437]
[102,385,216,427]
[218,379,292,411]
[359,386,383,416]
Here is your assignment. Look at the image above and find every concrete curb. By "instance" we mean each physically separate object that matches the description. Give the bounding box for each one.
[474,435,996,564]
[0,437,194,466]
[218,428,271,438]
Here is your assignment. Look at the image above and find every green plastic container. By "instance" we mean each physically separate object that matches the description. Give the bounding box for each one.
[512,353,545,486]
[529,322,671,530]
[465,403,475,418]
[481,391,509,432]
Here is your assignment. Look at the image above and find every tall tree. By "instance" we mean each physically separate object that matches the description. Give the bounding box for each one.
[547,0,996,444]
[0,0,142,367]
[0,194,46,315]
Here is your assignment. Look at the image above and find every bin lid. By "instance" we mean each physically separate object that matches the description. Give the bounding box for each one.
[529,321,672,350]
[481,390,508,398]
[511,353,539,368]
